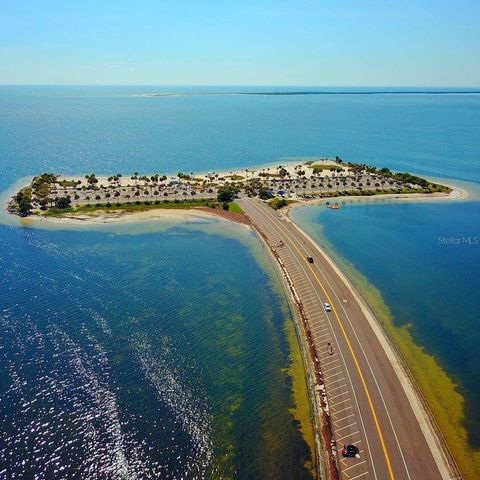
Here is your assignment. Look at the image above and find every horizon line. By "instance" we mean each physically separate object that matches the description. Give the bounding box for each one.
[1,83,480,88]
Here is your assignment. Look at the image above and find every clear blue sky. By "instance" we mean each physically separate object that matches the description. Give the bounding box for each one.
[1,0,479,86]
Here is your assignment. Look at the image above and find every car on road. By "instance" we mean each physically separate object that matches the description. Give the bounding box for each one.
[307,255,314,263]
[341,444,360,458]
[324,303,332,312]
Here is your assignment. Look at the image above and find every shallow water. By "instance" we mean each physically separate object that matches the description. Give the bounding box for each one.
[0,221,313,479]
[1,85,480,478]
[292,199,480,446]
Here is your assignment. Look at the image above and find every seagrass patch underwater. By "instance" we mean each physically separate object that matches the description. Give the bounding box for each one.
[0,221,314,479]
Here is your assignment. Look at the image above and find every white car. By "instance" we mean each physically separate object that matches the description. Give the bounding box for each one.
[324,303,332,312]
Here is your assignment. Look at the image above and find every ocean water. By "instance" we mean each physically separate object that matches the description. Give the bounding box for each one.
[0,220,313,479]
[1,86,480,478]
[1,86,480,189]
[291,200,480,444]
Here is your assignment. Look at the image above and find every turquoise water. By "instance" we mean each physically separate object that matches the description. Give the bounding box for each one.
[1,86,480,477]
[1,86,480,188]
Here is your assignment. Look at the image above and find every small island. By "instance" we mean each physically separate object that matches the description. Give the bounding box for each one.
[7,158,451,219]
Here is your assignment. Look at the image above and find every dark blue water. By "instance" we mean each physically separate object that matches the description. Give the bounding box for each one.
[0,221,313,479]
[292,200,480,444]
[1,86,480,477]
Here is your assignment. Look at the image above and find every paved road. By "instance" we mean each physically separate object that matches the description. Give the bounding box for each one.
[238,197,456,480]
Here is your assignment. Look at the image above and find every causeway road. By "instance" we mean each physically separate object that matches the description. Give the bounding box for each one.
[237,197,458,480]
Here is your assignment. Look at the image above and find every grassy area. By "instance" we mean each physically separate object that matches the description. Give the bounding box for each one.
[227,202,244,213]
[225,174,245,180]
[297,185,451,199]
[268,197,295,210]
[320,239,479,480]
[308,164,344,173]
[42,199,216,217]
[41,198,247,217]
[284,318,316,476]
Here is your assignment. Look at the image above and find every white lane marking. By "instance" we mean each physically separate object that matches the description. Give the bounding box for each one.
[323,363,343,375]
[269,198,412,480]
[242,200,376,479]
[334,405,354,415]
[248,200,405,480]
[349,471,368,480]
[336,421,358,433]
[329,390,349,401]
[307,247,412,479]
[330,397,352,408]
[327,376,346,386]
[337,430,360,442]
[322,357,340,368]
[334,413,356,425]
[328,383,348,393]
[316,332,333,340]
[324,368,345,381]
[344,460,367,473]
[311,325,330,334]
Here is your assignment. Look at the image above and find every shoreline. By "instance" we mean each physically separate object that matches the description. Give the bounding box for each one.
[285,202,479,477]
[15,205,251,227]
[284,215,460,479]
[282,182,469,217]
[2,179,469,229]
[4,158,460,224]
[2,166,476,477]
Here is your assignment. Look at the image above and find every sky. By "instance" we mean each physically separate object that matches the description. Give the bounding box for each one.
[1,0,479,86]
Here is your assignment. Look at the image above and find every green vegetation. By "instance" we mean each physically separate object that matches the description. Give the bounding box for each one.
[31,173,57,200]
[84,173,98,186]
[15,188,33,215]
[10,165,451,219]
[57,179,78,188]
[228,202,244,213]
[258,172,282,178]
[268,197,290,209]
[42,198,246,217]
[258,188,274,200]
[217,185,239,203]
[284,319,316,476]
[225,174,245,180]
[177,172,192,180]
[309,164,343,173]
[54,196,71,209]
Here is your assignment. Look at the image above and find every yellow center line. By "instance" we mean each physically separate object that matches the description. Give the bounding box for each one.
[255,205,396,480]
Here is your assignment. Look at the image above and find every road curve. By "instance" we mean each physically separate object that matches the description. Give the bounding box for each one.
[237,197,459,480]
